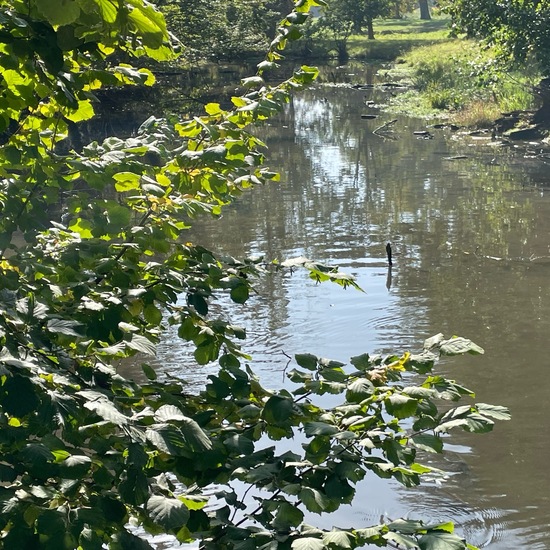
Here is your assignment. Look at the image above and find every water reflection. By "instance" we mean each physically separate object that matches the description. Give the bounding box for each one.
[129,82,550,548]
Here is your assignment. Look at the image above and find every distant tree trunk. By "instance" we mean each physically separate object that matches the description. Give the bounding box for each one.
[419,0,431,19]
[367,17,375,39]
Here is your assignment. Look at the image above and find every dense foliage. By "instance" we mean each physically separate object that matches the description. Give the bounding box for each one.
[0,1,509,549]
[443,0,550,75]
[151,0,294,61]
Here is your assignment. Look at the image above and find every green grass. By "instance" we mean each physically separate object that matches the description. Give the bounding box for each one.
[395,40,540,125]
[348,16,452,61]
[306,14,541,127]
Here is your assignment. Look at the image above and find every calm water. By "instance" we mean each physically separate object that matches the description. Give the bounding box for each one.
[130,75,550,548]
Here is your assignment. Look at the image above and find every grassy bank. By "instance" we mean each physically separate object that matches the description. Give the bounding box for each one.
[313,15,541,127]
[390,39,540,126]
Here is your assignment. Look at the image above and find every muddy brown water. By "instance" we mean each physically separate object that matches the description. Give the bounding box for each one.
[126,77,550,548]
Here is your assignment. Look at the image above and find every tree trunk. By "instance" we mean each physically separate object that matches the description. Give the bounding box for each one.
[533,78,550,127]
[419,0,431,19]
[367,17,375,40]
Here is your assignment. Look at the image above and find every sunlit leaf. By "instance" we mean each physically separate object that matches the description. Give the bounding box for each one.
[476,403,511,420]
[385,394,418,419]
[47,318,83,337]
[35,0,80,25]
[418,531,468,550]
[126,334,156,355]
[439,337,484,356]
[291,537,324,550]
[323,530,356,549]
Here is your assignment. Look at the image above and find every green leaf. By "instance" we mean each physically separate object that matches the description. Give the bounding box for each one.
[141,363,157,380]
[147,495,190,530]
[323,530,356,549]
[303,421,339,436]
[262,395,294,425]
[384,531,419,549]
[295,353,318,370]
[476,403,511,420]
[385,394,418,419]
[350,353,370,370]
[155,404,186,422]
[59,455,92,478]
[346,378,374,402]
[418,531,468,550]
[146,426,186,455]
[94,0,118,23]
[144,303,163,325]
[35,0,81,25]
[223,434,254,455]
[110,530,154,550]
[179,495,209,511]
[84,399,128,425]
[79,527,104,550]
[126,334,156,355]
[273,502,304,530]
[230,284,249,304]
[410,434,444,453]
[291,537,325,550]
[439,337,484,356]
[2,375,40,417]
[114,172,141,192]
[65,100,94,122]
[388,519,426,534]
[47,318,83,337]
[241,76,265,88]
[424,522,455,533]
[205,103,223,115]
[299,487,331,513]
[179,417,212,451]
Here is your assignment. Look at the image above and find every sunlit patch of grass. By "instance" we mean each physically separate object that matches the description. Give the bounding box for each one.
[452,100,502,128]
[384,89,450,119]
[347,16,452,61]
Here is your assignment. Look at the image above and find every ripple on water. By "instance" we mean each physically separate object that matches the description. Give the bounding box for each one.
[351,489,515,549]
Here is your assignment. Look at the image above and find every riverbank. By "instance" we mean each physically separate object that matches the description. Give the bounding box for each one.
[324,16,543,133]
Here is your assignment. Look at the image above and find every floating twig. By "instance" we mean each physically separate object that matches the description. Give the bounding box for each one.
[374,118,398,136]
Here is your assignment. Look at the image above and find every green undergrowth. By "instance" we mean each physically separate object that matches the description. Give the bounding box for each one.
[380,39,541,126]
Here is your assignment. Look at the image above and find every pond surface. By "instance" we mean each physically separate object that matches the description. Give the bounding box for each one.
[129,71,550,548]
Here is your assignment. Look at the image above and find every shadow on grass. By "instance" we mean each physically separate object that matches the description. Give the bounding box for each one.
[348,37,454,62]
[376,17,451,33]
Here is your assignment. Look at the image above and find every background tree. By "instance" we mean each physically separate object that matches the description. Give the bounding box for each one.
[391,0,416,19]
[443,0,550,124]
[317,0,392,61]
[152,0,288,61]
[419,0,431,20]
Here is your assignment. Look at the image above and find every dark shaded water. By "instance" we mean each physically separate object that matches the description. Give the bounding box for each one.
[128,74,550,548]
